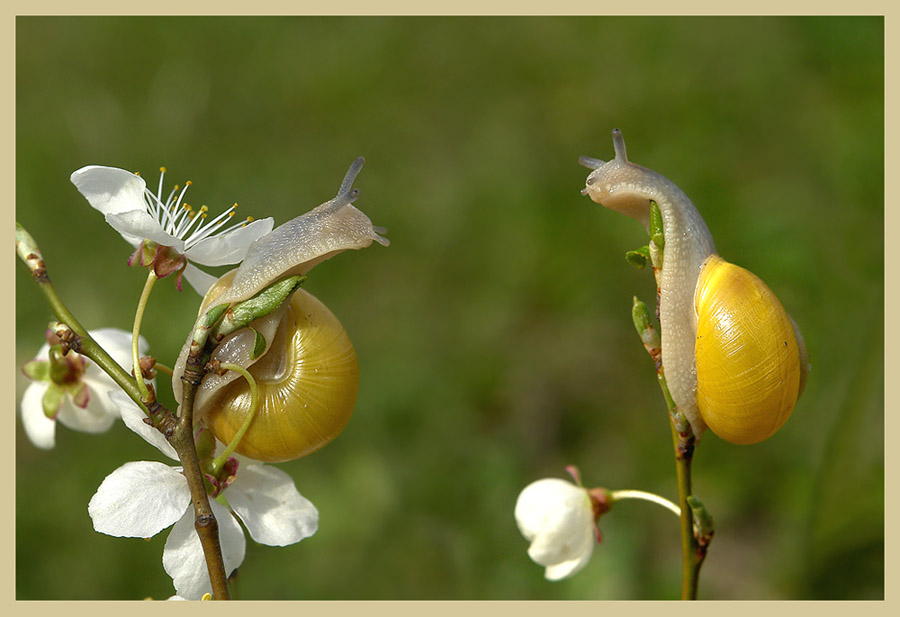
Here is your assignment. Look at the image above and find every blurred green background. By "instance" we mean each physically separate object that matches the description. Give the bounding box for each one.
[15,17,883,600]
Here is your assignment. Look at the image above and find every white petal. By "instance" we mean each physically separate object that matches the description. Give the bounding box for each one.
[89,327,148,367]
[184,217,274,266]
[544,542,594,581]
[55,393,117,434]
[526,504,594,566]
[112,389,179,461]
[71,165,147,216]
[19,382,55,449]
[515,478,590,540]
[182,263,220,296]
[227,464,318,546]
[88,461,191,538]
[105,209,184,250]
[163,500,245,600]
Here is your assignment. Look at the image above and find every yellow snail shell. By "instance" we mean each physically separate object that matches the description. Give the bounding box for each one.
[196,272,358,462]
[580,130,809,444]
[171,158,387,461]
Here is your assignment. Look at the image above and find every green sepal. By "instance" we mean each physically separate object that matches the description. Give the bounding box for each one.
[22,359,50,382]
[625,246,651,269]
[250,328,267,360]
[41,385,64,419]
[210,275,306,341]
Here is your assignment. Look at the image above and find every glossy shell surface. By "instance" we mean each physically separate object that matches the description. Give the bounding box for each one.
[694,256,801,445]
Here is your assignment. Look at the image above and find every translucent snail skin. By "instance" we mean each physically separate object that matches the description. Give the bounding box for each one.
[172,158,388,462]
[580,130,809,445]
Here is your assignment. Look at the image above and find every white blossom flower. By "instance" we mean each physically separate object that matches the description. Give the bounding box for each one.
[88,390,318,600]
[19,328,147,449]
[70,165,274,295]
[514,477,599,581]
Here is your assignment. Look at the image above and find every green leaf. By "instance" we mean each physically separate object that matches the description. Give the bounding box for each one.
[625,246,651,269]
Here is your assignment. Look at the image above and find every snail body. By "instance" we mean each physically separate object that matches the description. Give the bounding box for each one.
[171,158,387,461]
[580,130,808,444]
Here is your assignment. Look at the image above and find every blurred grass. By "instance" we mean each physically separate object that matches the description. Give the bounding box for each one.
[15,16,883,600]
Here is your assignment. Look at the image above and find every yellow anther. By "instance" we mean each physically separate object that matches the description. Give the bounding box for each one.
[160,166,167,173]
[134,171,142,177]
[173,184,180,191]
[233,202,239,208]
[246,216,254,222]
[228,211,236,217]
[185,180,192,186]
[199,205,208,212]
[201,593,212,601]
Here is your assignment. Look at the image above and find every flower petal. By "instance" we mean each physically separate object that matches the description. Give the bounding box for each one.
[70,165,147,216]
[543,542,594,581]
[19,382,55,449]
[526,504,593,566]
[105,210,184,251]
[163,500,245,600]
[88,461,191,538]
[183,217,274,267]
[89,327,148,368]
[227,464,318,546]
[55,391,117,434]
[515,478,590,540]
[182,263,220,297]
[112,389,179,461]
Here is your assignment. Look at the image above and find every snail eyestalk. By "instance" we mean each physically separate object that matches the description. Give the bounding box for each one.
[210,362,259,474]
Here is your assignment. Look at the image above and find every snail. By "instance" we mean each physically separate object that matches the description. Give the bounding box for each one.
[171,157,388,462]
[580,130,809,445]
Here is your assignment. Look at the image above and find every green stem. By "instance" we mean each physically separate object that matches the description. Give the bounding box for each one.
[210,362,259,474]
[636,203,709,599]
[16,222,148,414]
[609,489,681,517]
[132,270,158,402]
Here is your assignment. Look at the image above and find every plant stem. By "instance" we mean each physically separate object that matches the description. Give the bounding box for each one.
[132,270,158,402]
[635,205,710,600]
[167,348,232,600]
[16,222,149,414]
[210,362,259,474]
[609,489,681,517]
[17,222,230,600]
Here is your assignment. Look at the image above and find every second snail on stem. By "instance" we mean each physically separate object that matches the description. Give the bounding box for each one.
[580,130,809,445]
[172,157,389,462]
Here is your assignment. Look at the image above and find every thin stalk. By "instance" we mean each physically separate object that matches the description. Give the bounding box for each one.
[609,489,681,517]
[210,362,259,474]
[132,270,158,402]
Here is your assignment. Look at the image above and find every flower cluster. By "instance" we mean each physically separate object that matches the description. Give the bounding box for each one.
[88,391,319,599]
